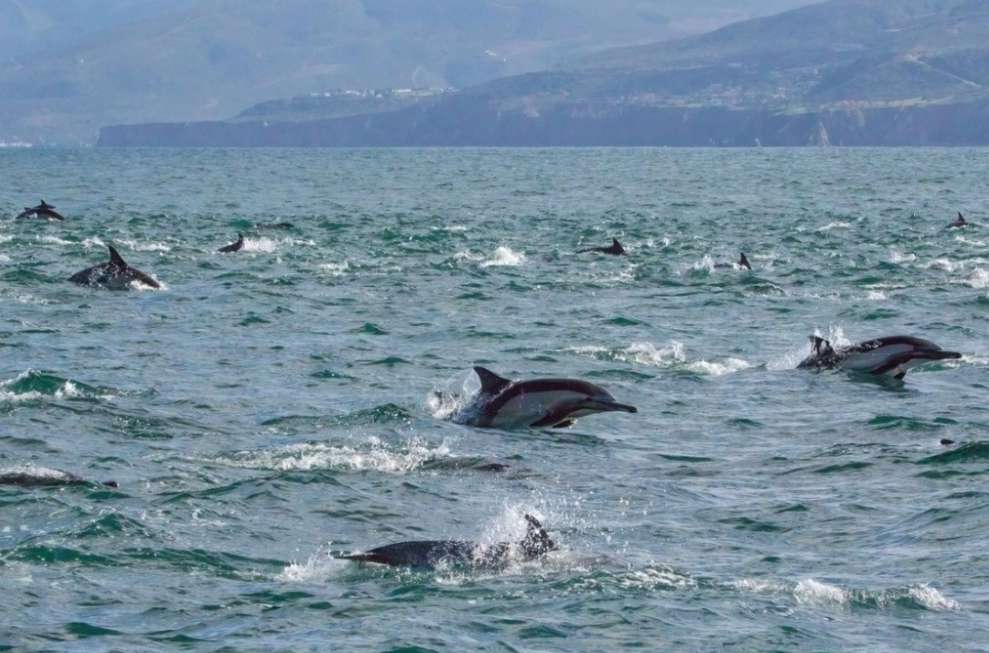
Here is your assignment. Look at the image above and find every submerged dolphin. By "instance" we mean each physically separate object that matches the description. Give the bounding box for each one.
[947,212,967,229]
[337,514,555,570]
[578,238,626,256]
[69,244,160,290]
[463,366,636,429]
[218,233,244,253]
[16,200,64,221]
[0,469,117,488]
[797,335,961,379]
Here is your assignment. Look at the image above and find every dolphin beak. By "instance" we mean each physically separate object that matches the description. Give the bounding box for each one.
[928,350,962,361]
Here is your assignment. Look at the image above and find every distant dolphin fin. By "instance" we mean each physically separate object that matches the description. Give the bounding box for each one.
[612,239,621,247]
[739,253,751,269]
[107,245,127,267]
[474,367,512,395]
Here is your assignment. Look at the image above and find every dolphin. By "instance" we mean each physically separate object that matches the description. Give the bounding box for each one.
[336,514,555,570]
[716,252,751,270]
[218,233,245,253]
[797,335,961,379]
[947,212,967,229]
[462,366,636,429]
[0,469,117,488]
[16,200,65,221]
[578,238,626,256]
[69,244,161,290]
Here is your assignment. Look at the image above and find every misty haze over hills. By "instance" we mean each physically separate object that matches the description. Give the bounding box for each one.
[0,0,815,144]
[99,0,989,147]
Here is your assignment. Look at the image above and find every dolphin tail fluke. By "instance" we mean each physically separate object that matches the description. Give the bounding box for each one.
[474,367,512,394]
[107,244,127,267]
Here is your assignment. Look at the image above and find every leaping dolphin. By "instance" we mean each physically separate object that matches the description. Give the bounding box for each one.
[462,366,636,429]
[69,244,161,290]
[336,514,555,570]
[218,233,245,253]
[947,212,968,229]
[578,238,626,256]
[797,335,961,379]
[16,200,65,221]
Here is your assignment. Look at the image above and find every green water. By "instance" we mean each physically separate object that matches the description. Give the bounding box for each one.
[1,148,987,651]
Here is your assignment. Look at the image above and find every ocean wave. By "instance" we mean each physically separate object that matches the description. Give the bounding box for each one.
[817,221,852,232]
[567,342,751,377]
[319,260,350,276]
[0,370,116,403]
[482,246,526,268]
[213,437,449,473]
[889,249,916,263]
[733,577,959,611]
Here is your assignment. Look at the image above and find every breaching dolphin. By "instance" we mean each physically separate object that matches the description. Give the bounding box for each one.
[16,200,65,221]
[947,212,967,229]
[578,238,626,256]
[797,335,961,379]
[463,366,636,429]
[336,514,555,570]
[69,244,161,290]
[218,233,245,253]
[0,469,117,488]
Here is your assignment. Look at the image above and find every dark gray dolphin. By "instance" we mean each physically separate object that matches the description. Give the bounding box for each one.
[463,367,636,429]
[16,200,65,221]
[69,244,161,290]
[716,252,751,270]
[578,238,626,256]
[218,233,245,253]
[948,212,967,229]
[0,469,117,488]
[798,335,961,379]
[336,514,555,570]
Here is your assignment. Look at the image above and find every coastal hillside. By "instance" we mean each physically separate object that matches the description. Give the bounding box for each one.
[99,0,989,146]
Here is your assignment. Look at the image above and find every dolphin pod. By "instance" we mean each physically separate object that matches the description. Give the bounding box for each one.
[337,514,555,569]
[69,244,160,290]
[797,335,961,379]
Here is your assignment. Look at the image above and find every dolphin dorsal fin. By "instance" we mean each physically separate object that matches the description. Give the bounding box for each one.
[739,252,751,269]
[474,367,512,395]
[612,239,621,247]
[524,514,543,532]
[958,212,966,223]
[809,335,831,355]
[107,245,127,267]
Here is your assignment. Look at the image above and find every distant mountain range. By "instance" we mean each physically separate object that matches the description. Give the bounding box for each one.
[99,0,989,147]
[0,0,813,144]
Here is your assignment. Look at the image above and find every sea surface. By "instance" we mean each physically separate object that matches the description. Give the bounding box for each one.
[1,148,988,652]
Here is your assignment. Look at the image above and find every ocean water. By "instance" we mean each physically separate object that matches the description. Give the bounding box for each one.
[1,147,988,652]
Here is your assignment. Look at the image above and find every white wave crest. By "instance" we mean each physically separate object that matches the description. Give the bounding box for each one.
[481,246,525,268]
[241,237,278,253]
[908,584,960,611]
[889,249,916,263]
[277,545,346,583]
[923,258,962,272]
[686,357,752,376]
[794,578,850,605]
[865,290,888,300]
[817,221,852,232]
[964,268,989,289]
[215,438,449,474]
[117,239,171,252]
[319,261,350,276]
